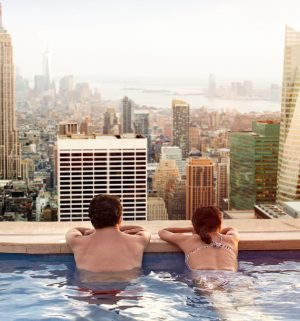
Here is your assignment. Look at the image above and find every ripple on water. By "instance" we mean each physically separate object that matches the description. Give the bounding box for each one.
[0,255,300,321]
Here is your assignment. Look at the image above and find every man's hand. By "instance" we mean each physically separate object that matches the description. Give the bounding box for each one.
[120,225,145,235]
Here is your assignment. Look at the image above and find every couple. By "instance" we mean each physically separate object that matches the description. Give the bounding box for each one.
[66,194,239,275]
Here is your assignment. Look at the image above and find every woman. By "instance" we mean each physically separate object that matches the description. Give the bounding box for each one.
[158,206,239,272]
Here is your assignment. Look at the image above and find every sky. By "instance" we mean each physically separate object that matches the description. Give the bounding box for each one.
[2,0,300,83]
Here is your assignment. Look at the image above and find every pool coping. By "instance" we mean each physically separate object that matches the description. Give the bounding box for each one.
[1,219,300,254]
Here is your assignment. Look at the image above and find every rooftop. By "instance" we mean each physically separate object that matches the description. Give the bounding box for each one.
[1,219,300,254]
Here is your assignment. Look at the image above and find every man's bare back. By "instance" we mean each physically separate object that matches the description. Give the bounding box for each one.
[65,195,151,274]
[66,225,150,273]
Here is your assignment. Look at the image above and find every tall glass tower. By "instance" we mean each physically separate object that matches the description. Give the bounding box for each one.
[0,4,21,179]
[122,96,133,134]
[277,26,300,203]
[172,100,190,159]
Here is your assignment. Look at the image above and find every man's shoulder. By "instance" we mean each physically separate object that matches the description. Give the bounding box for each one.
[121,230,151,247]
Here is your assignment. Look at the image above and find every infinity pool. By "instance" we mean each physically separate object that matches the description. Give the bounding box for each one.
[0,252,300,321]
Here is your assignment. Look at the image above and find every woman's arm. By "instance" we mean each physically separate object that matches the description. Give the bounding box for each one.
[221,227,240,242]
[158,227,193,246]
[161,227,195,233]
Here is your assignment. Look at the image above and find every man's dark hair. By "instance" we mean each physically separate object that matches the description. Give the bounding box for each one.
[88,194,122,229]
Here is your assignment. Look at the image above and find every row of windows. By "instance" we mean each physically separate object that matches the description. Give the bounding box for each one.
[60,152,146,157]
[60,208,146,213]
[61,204,146,209]
[60,191,146,196]
[60,216,146,221]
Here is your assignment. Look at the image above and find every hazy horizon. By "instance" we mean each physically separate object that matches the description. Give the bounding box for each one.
[3,0,300,82]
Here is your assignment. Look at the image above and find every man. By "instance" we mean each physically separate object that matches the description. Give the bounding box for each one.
[66,194,151,273]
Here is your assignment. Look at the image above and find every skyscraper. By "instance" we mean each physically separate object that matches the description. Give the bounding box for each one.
[172,100,190,159]
[57,134,147,221]
[43,49,51,90]
[186,157,214,219]
[167,178,186,220]
[216,159,229,210]
[230,121,280,209]
[0,4,21,179]
[277,26,300,203]
[122,96,133,134]
[161,146,186,177]
[103,108,118,135]
[134,111,151,161]
[152,159,180,202]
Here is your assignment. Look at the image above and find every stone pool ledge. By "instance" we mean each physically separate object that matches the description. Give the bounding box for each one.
[1,219,300,254]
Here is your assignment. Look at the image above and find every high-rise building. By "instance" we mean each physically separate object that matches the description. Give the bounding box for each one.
[134,111,151,161]
[58,122,78,135]
[189,124,201,149]
[0,4,21,179]
[172,100,190,159]
[122,96,133,134]
[230,121,280,209]
[161,146,186,177]
[277,26,300,203]
[186,157,214,219]
[152,159,180,202]
[147,193,168,220]
[59,75,74,96]
[134,111,149,136]
[167,178,186,220]
[57,134,147,221]
[216,158,229,210]
[43,49,51,90]
[103,108,119,135]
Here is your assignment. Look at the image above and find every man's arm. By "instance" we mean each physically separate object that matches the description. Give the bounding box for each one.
[120,225,151,247]
[65,227,94,245]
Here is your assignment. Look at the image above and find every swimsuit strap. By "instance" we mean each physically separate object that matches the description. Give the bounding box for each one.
[185,233,235,268]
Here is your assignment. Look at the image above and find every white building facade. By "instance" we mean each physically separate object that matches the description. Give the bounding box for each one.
[57,135,147,221]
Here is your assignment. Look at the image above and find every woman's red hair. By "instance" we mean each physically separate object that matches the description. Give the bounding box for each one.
[192,206,222,244]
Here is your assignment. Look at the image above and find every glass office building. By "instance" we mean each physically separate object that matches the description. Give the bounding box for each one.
[230,121,280,209]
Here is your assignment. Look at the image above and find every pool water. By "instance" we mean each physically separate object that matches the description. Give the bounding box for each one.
[0,252,300,321]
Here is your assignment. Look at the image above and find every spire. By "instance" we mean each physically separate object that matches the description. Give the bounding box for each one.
[0,2,6,32]
[0,3,3,27]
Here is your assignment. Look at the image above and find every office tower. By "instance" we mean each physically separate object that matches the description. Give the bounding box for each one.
[208,73,216,97]
[43,49,51,90]
[152,159,180,202]
[103,108,118,134]
[57,134,147,221]
[186,157,214,219]
[75,83,92,101]
[134,111,149,136]
[79,116,95,135]
[172,100,190,159]
[0,4,21,179]
[230,121,280,209]
[58,122,78,135]
[59,75,74,95]
[189,124,201,149]
[147,193,168,220]
[277,26,300,203]
[167,178,186,220]
[134,111,151,161]
[122,96,133,134]
[161,146,186,177]
[34,75,46,94]
[216,158,229,210]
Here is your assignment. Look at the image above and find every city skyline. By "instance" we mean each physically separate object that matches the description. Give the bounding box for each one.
[2,0,300,82]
